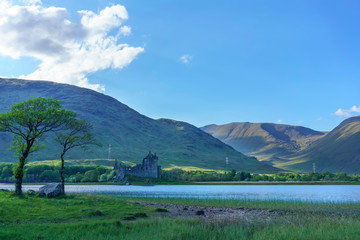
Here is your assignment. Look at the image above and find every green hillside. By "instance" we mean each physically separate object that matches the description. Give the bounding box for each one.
[277,116,360,174]
[201,122,325,165]
[0,78,280,173]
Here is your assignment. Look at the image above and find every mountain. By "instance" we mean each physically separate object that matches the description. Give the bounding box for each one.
[277,116,360,174]
[202,119,360,174]
[0,78,280,173]
[201,122,325,166]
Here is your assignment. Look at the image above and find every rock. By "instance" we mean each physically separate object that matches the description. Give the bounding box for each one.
[27,189,36,195]
[39,183,62,198]
[195,210,205,216]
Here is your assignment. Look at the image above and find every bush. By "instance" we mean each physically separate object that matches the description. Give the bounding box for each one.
[39,170,60,182]
[68,172,84,182]
[0,166,13,179]
[82,170,99,182]
[99,174,108,182]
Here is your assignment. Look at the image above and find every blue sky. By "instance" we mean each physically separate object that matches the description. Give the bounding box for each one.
[0,0,359,131]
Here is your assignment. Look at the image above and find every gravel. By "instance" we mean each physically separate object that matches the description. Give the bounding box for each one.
[130,201,277,223]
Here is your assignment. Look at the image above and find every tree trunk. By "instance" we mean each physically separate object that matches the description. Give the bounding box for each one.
[60,152,65,195]
[15,173,23,195]
[14,142,32,195]
[14,156,26,195]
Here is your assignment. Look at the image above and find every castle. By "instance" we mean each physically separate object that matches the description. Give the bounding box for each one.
[113,152,161,181]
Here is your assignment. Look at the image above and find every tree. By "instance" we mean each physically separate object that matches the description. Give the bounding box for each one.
[39,169,60,182]
[0,97,75,195]
[0,165,13,179]
[55,118,100,194]
[82,169,100,182]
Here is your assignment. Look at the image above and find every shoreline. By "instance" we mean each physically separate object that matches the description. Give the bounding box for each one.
[131,200,276,222]
[1,180,360,186]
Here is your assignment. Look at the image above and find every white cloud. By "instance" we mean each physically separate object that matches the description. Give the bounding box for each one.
[334,105,360,117]
[118,26,131,37]
[350,105,360,113]
[180,54,192,64]
[277,120,283,123]
[334,109,350,117]
[18,0,42,5]
[0,1,143,92]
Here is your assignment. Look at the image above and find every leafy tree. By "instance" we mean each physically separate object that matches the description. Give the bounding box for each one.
[1,166,13,179]
[0,97,75,195]
[237,171,246,181]
[82,169,100,182]
[39,170,60,182]
[68,172,84,183]
[230,169,236,178]
[55,119,101,194]
[99,173,108,182]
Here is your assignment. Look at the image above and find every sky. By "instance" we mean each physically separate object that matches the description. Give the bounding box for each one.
[0,0,359,131]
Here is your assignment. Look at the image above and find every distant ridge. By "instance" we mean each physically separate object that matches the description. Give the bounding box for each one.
[202,118,360,174]
[278,116,360,174]
[201,122,325,164]
[0,78,280,173]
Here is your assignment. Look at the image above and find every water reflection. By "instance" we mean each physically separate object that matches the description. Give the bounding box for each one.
[0,184,359,203]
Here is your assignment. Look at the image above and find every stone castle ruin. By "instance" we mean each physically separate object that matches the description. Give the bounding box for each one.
[114,152,161,182]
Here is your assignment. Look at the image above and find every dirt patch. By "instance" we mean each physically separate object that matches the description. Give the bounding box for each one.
[130,201,277,223]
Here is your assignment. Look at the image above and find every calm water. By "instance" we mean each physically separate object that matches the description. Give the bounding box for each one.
[1,184,359,203]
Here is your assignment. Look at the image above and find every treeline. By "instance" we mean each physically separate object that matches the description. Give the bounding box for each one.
[1,163,360,183]
[161,169,360,182]
[0,163,115,183]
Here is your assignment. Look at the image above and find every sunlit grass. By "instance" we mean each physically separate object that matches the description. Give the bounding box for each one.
[26,159,125,168]
[163,165,224,172]
[0,191,359,240]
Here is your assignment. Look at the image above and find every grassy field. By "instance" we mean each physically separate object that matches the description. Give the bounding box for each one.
[26,159,221,172]
[0,190,359,240]
[26,159,120,168]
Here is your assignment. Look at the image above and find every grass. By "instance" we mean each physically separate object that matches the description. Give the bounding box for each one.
[163,165,225,172]
[26,159,122,168]
[0,191,150,225]
[2,217,360,240]
[0,191,359,239]
[1,216,359,240]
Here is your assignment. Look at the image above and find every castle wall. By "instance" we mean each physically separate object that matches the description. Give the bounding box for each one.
[114,152,161,181]
[125,162,160,178]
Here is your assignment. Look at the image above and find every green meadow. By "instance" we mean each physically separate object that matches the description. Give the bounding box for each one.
[1,191,359,240]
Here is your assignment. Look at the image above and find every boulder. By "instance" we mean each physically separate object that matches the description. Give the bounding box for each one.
[27,189,36,195]
[39,183,62,198]
[195,210,205,216]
